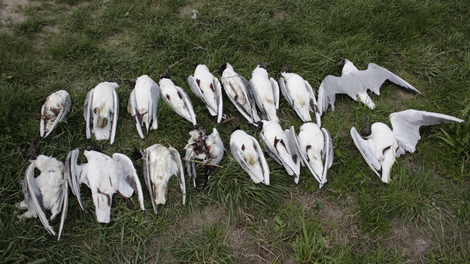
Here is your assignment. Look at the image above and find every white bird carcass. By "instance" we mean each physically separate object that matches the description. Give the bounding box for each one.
[279,63,321,126]
[214,63,260,124]
[250,61,280,123]
[127,75,160,139]
[351,110,465,183]
[159,68,197,125]
[230,129,270,185]
[83,82,120,145]
[18,154,68,241]
[66,149,145,223]
[259,120,300,183]
[141,144,186,215]
[184,127,225,190]
[291,123,334,188]
[40,90,72,138]
[317,59,421,116]
[188,63,224,123]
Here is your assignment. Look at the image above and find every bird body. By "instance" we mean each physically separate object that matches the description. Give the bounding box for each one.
[84,82,119,145]
[351,110,465,183]
[40,90,71,138]
[18,154,68,240]
[279,64,321,126]
[317,59,421,116]
[142,144,186,215]
[230,129,270,185]
[188,64,223,123]
[260,120,300,183]
[216,63,260,124]
[293,123,334,188]
[250,62,280,123]
[159,77,197,125]
[128,75,160,139]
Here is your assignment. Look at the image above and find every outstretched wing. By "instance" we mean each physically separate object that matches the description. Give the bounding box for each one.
[361,63,421,96]
[113,153,145,211]
[317,75,360,116]
[350,127,381,177]
[83,89,94,140]
[169,147,186,205]
[390,110,465,156]
[24,162,56,236]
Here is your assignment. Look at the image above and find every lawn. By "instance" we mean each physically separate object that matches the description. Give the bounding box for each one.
[0,0,469,263]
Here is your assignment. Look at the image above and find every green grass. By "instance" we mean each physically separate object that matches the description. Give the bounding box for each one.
[1,0,469,263]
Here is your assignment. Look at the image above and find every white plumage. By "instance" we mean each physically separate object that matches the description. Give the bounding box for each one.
[317,59,421,116]
[40,90,71,138]
[351,110,465,183]
[18,155,68,241]
[142,144,186,215]
[215,63,260,124]
[291,123,334,188]
[250,62,280,123]
[128,75,160,139]
[83,82,119,145]
[159,70,197,125]
[260,120,300,183]
[230,129,270,185]
[66,149,145,223]
[279,63,321,126]
[188,64,224,123]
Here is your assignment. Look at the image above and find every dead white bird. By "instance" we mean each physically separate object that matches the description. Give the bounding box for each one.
[213,63,260,124]
[250,61,280,123]
[279,63,321,126]
[159,68,197,125]
[40,90,72,138]
[66,149,145,223]
[141,144,186,216]
[259,120,300,183]
[230,128,270,185]
[291,123,334,188]
[83,82,119,145]
[351,110,465,183]
[184,127,225,190]
[18,146,68,241]
[317,59,421,116]
[188,63,224,123]
[127,75,160,139]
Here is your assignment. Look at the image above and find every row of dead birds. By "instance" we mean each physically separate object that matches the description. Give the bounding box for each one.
[20,59,465,240]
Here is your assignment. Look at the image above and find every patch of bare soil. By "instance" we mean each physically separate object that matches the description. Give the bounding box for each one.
[1,0,37,25]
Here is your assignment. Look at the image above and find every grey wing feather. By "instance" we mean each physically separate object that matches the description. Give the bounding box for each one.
[279,77,291,107]
[142,150,157,215]
[129,90,144,139]
[65,149,84,211]
[291,127,322,184]
[249,80,267,119]
[83,90,94,140]
[350,127,381,177]
[390,109,465,156]
[270,77,280,110]
[25,163,56,236]
[57,179,68,241]
[174,86,198,125]
[149,83,160,130]
[260,132,282,165]
[305,81,322,127]
[110,88,119,145]
[285,126,301,184]
[214,78,224,123]
[184,148,197,188]
[40,103,46,137]
[320,128,334,188]
[113,153,145,211]
[362,63,421,95]
[241,76,260,122]
[169,147,186,205]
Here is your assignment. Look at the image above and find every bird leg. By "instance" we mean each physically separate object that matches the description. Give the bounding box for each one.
[116,190,132,209]
[97,189,111,206]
